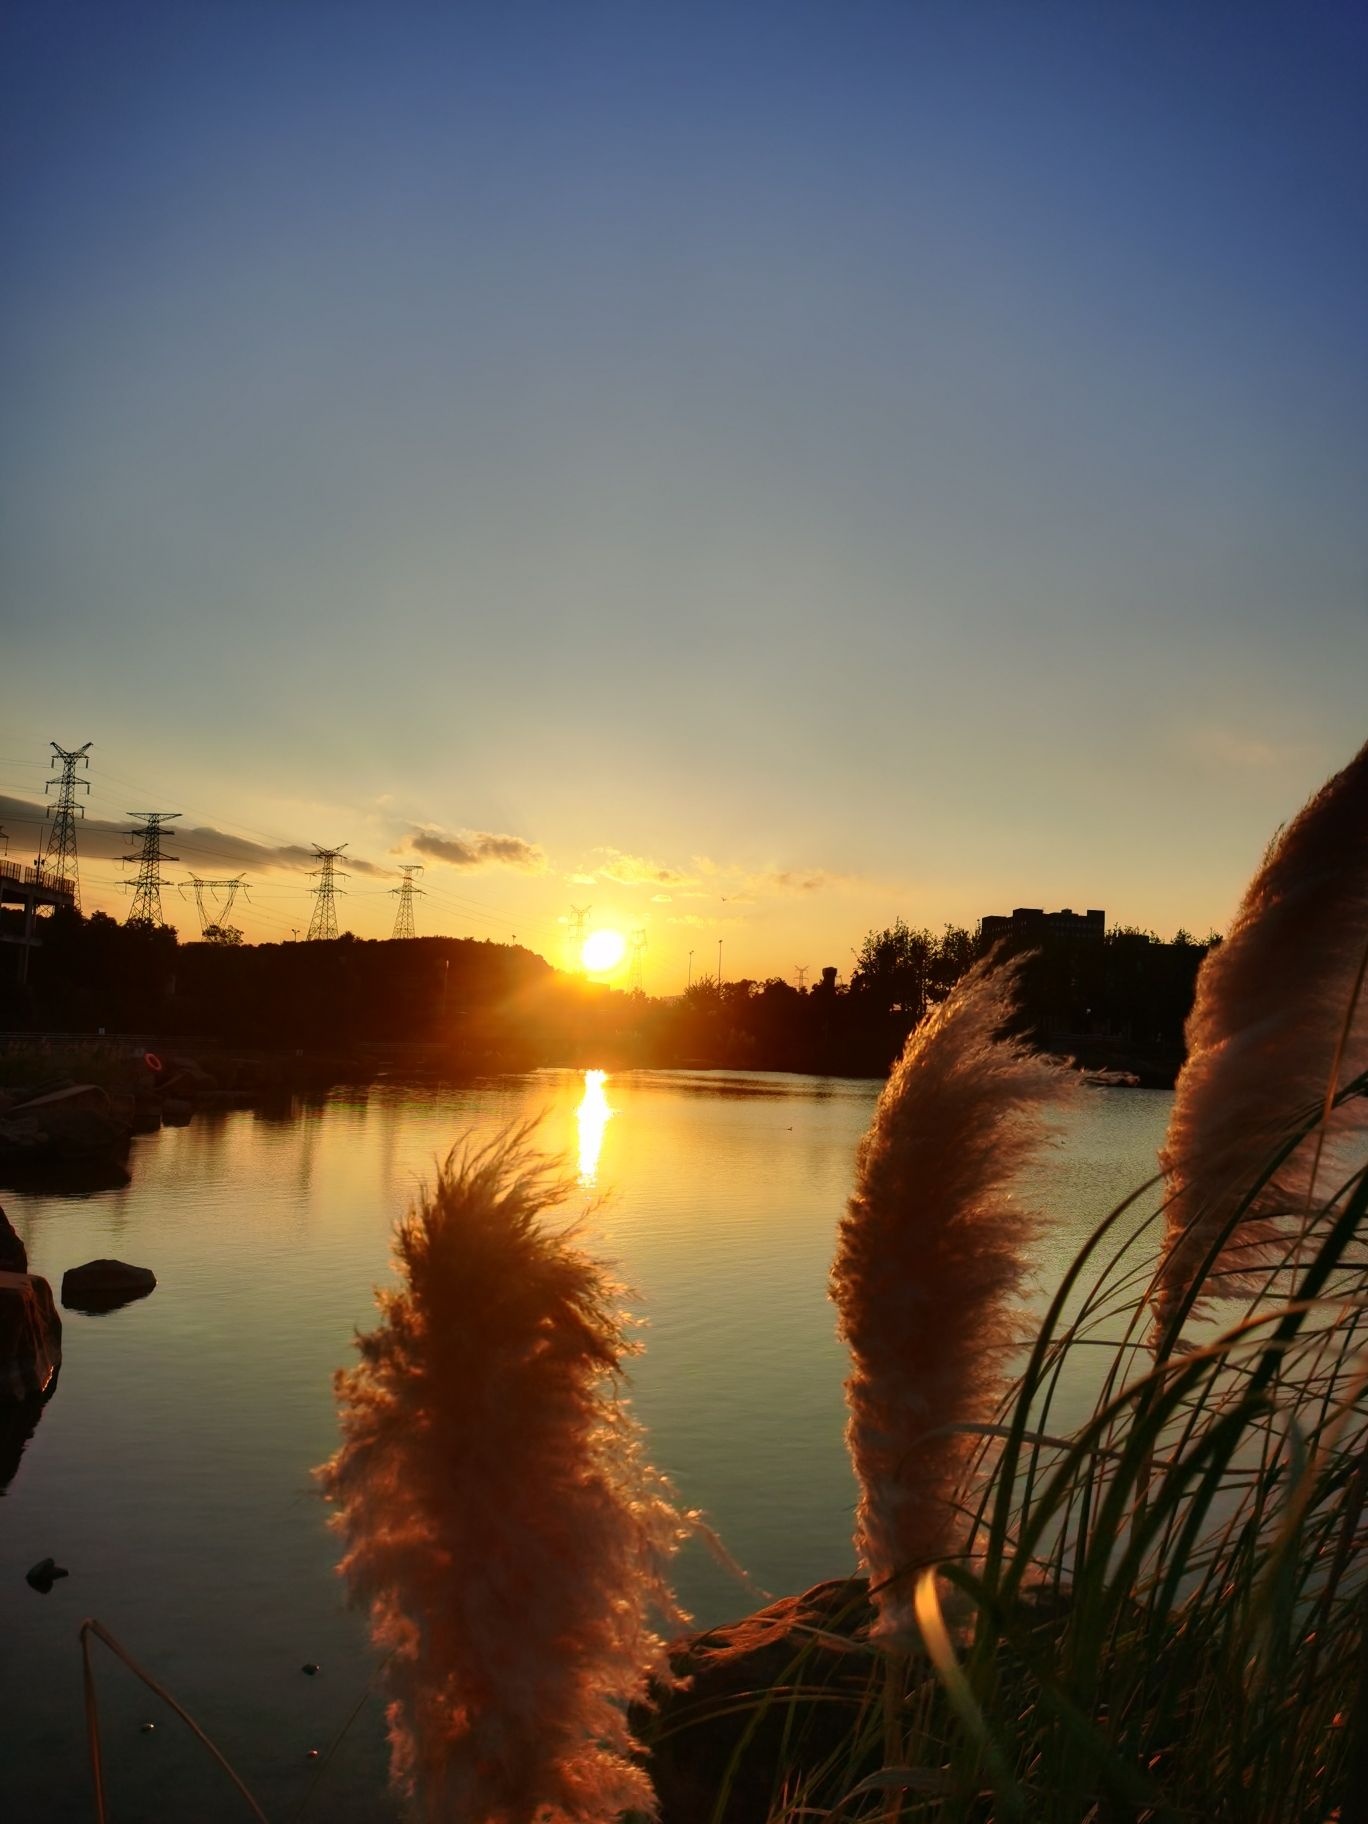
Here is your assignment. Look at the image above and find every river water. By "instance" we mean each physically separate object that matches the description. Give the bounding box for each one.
[1,1069,1171,1822]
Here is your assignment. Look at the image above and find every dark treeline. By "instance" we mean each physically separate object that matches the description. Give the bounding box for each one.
[2,908,1213,1083]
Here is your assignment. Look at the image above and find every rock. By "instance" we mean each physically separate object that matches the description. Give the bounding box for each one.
[32,1105,130,1158]
[0,1387,54,1497]
[641,1579,878,1824]
[0,1116,45,1162]
[130,1096,162,1135]
[0,1272,62,1400]
[61,1259,156,1314]
[11,1084,114,1118]
[25,1556,69,1594]
[0,1206,27,1274]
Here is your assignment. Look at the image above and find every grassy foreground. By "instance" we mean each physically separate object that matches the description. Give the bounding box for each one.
[670,1074,1367,1823]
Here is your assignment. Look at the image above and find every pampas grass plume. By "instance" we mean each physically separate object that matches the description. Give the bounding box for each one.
[318,1126,689,1823]
[831,954,1073,1636]
[1156,737,1368,1330]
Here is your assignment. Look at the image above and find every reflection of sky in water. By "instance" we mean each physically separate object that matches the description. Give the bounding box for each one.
[0,1072,1171,1822]
[576,1068,612,1186]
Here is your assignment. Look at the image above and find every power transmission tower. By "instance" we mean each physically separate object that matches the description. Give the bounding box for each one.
[566,903,592,969]
[40,741,92,906]
[306,844,349,941]
[628,927,647,995]
[123,812,181,926]
[181,876,248,944]
[390,864,424,939]
[794,965,809,990]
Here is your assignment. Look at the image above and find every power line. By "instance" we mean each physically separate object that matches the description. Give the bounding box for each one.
[389,864,424,939]
[629,926,647,995]
[306,844,349,941]
[123,812,181,926]
[181,875,249,942]
[40,741,92,907]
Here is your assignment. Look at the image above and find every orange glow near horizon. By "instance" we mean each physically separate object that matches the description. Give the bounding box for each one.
[576,1069,612,1185]
[580,928,627,974]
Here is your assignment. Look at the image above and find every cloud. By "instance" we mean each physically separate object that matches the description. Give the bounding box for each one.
[588,847,691,888]
[650,893,672,903]
[409,825,548,872]
[0,795,388,877]
[1184,728,1304,771]
[762,869,847,894]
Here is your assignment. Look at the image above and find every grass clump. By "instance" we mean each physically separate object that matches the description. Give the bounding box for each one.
[319,1126,690,1824]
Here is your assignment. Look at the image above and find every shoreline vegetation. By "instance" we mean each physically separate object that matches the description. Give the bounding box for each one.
[1,904,1208,1087]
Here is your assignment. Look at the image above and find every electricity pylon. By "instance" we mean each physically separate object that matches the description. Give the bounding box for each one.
[182,875,248,944]
[566,903,592,970]
[40,741,92,906]
[306,844,349,941]
[794,965,809,990]
[123,812,181,926]
[628,927,647,995]
[390,864,424,939]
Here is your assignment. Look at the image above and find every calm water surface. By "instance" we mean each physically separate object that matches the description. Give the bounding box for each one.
[1,1069,1170,1821]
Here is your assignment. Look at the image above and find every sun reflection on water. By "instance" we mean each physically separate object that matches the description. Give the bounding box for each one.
[576,1069,613,1186]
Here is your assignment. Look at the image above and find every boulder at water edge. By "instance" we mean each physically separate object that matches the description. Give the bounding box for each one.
[640,1578,878,1824]
[61,1259,156,1314]
[0,1272,62,1401]
[0,1206,27,1274]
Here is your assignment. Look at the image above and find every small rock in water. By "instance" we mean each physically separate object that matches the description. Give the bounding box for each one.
[25,1557,69,1593]
[301,1662,319,1676]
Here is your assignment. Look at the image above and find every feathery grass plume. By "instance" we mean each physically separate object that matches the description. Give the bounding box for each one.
[318,1125,689,1823]
[831,954,1074,1638]
[1155,737,1368,1333]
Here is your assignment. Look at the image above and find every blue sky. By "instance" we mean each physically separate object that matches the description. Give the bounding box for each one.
[3,1,1365,983]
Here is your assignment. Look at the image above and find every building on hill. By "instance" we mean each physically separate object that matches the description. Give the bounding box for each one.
[979,906,1105,948]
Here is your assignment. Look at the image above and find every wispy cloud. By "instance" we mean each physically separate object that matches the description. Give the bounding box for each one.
[408,824,548,872]
[1185,727,1308,772]
[588,847,691,888]
[760,868,849,894]
[0,795,389,877]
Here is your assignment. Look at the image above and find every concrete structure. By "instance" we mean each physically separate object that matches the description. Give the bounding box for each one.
[0,860,76,984]
[979,906,1105,947]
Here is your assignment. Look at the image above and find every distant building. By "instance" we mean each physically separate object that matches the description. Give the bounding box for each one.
[979,906,1105,947]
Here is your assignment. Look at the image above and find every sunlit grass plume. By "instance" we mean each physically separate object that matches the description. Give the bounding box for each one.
[319,1126,689,1823]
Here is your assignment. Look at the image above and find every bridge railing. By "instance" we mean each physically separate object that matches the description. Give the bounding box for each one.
[0,859,75,896]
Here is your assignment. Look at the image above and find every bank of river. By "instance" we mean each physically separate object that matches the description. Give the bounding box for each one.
[0,1070,1171,1822]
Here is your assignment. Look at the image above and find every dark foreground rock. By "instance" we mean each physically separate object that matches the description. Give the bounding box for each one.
[641,1578,879,1824]
[61,1259,156,1313]
[0,1205,27,1273]
[0,1083,132,1186]
[0,1272,62,1400]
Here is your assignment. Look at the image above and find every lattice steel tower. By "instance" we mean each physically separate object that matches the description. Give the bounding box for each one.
[566,903,592,970]
[306,844,349,941]
[182,875,248,943]
[123,812,181,926]
[390,864,424,939]
[40,741,92,906]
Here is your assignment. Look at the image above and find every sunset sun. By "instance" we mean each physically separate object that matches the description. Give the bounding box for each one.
[580,929,627,974]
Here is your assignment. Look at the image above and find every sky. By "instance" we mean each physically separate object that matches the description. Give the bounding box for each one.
[3,0,1365,990]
